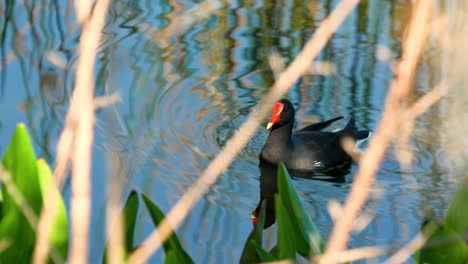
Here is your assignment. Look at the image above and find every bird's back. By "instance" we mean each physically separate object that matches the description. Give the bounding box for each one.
[285,130,350,171]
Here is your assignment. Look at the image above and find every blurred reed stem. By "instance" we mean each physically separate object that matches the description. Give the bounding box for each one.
[322,1,434,263]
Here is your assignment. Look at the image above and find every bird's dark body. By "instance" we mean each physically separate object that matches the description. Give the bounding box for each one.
[260,99,368,172]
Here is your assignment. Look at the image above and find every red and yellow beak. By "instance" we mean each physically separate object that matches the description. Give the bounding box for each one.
[251,212,258,226]
[266,102,284,130]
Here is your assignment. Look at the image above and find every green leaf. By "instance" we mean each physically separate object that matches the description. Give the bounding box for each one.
[103,191,139,263]
[142,194,193,264]
[275,194,296,260]
[0,192,3,219]
[239,200,266,264]
[418,220,468,264]
[36,159,68,260]
[164,250,187,264]
[0,123,41,261]
[277,163,325,256]
[253,241,277,262]
[122,190,139,252]
[444,175,468,241]
[269,245,279,258]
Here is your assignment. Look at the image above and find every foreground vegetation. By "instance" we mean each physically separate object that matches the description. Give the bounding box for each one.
[0,124,466,262]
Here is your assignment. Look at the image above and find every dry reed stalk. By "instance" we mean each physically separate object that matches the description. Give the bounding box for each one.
[54,130,73,188]
[406,83,449,119]
[74,0,92,24]
[126,1,361,263]
[327,199,376,233]
[100,85,126,264]
[315,246,385,263]
[396,82,449,167]
[105,152,125,264]
[382,227,436,264]
[35,0,111,263]
[94,93,122,110]
[68,0,111,262]
[32,167,63,264]
[321,1,433,263]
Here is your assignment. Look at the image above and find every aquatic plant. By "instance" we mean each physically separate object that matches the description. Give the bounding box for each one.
[0,124,68,262]
[415,175,468,264]
[240,163,325,262]
[0,124,193,263]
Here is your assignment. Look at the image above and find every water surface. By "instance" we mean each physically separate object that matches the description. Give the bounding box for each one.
[0,0,457,262]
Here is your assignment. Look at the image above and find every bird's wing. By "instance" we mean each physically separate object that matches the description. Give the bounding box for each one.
[298,116,344,132]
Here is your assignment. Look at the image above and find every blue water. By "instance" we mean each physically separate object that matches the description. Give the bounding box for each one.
[0,0,457,262]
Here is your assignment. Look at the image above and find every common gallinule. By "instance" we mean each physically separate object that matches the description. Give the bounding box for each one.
[260,99,369,172]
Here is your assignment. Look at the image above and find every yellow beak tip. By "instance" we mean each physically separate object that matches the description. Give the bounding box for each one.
[266,123,273,130]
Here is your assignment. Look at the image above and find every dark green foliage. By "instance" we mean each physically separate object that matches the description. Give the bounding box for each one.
[239,200,266,264]
[275,194,296,260]
[102,192,194,263]
[142,194,194,264]
[253,241,276,262]
[277,163,325,256]
[240,162,325,262]
[417,220,468,264]
[103,191,139,263]
[123,191,139,252]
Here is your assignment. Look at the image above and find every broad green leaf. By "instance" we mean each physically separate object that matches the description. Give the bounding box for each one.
[240,200,266,264]
[444,175,468,240]
[142,194,194,264]
[0,123,41,261]
[277,163,325,256]
[418,220,468,264]
[102,190,139,263]
[1,124,41,213]
[252,241,276,262]
[275,194,296,260]
[36,159,68,260]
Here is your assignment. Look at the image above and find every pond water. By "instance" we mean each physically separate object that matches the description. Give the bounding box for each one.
[0,0,461,263]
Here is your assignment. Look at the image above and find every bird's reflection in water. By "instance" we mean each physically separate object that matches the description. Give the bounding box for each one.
[251,161,350,228]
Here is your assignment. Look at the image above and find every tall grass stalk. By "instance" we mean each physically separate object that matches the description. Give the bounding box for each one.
[34,0,111,263]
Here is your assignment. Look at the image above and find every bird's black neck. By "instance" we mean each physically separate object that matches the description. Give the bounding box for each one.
[264,121,293,153]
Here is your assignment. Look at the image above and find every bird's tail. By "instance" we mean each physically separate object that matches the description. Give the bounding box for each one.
[341,117,357,136]
[341,118,371,141]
